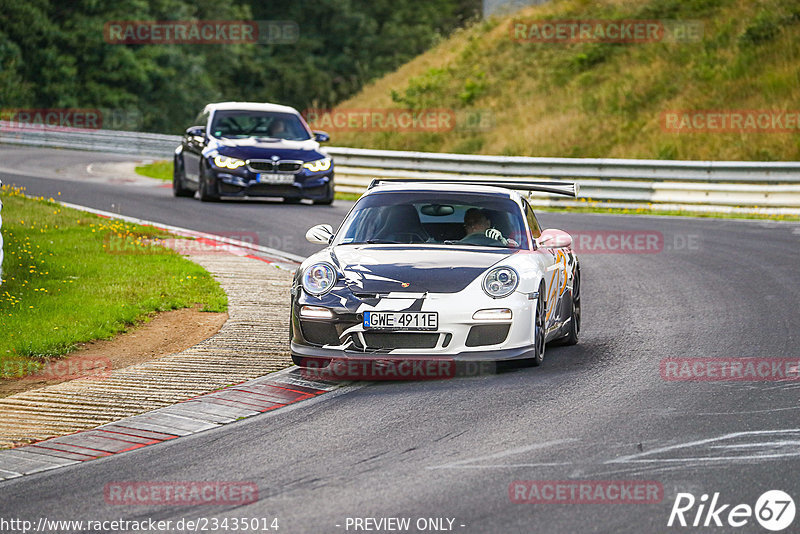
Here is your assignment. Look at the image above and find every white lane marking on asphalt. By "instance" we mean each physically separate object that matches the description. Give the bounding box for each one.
[707,440,800,449]
[86,163,95,175]
[57,200,305,264]
[607,429,800,464]
[429,463,572,469]
[426,439,578,470]
[762,382,800,391]
[696,406,800,416]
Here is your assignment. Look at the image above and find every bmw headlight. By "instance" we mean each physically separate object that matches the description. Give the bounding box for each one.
[213,155,246,169]
[302,263,336,296]
[302,157,332,173]
[482,266,519,298]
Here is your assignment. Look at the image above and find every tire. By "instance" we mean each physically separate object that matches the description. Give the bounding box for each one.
[560,269,581,346]
[313,181,334,205]
[525,281,547,367]
[198,163,220,202]
[172,157,194,197]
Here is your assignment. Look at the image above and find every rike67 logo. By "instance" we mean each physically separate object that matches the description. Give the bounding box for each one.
[668,490,795,531]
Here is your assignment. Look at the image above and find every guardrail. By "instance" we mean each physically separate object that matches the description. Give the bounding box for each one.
[2,123,799,214]
[0,122,179,159]
[325,147,800,213]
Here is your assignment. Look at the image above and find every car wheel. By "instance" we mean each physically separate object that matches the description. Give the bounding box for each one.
[524,281,546,367]
[172,157,194,197]
[198,163,220,202]
[313,181,334,205]
[560,269,580,346]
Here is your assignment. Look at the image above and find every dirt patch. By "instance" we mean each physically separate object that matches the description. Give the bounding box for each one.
[0,307,227,398]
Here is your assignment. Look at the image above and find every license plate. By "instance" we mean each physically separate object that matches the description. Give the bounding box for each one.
[257,173,294,184]
[363,311,438,330]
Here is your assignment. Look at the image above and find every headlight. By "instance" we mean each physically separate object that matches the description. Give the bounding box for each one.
[302,157,332,173]
[302,263,336,296]
[213,155,246,169]
[482,267,519,299]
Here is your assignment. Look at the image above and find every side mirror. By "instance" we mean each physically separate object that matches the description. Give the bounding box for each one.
[306,224,334,245]
[536,229,572,249]
[186,125,206,138]
[313,130,330,143]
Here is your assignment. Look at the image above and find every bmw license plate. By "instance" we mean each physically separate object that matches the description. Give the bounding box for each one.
[363,311,438,331]
[257,173,294,184]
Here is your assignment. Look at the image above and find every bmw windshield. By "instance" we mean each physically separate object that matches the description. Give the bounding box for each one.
[209,110,312,141]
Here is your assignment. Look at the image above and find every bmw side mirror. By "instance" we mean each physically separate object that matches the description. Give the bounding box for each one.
[186,125,206,138]
[306,224,334,245]
[313,130,330,143]
[537,229,572,249]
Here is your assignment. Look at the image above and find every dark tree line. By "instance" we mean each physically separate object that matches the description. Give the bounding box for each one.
[0,0,480,133]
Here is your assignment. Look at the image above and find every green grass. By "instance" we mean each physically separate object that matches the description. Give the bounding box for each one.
[135,160,172,181]
[0,185,227,378]
[331,0,800,161]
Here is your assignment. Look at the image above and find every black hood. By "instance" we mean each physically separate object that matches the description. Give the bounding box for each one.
[329,245,513,294]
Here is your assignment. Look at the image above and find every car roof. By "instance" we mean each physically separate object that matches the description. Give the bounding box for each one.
[365,181,522,201]
[204,102,300,115]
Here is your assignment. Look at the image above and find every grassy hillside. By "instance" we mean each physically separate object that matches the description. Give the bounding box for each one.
[328,0,800,161]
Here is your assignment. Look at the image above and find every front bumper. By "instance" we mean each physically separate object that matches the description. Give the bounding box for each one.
[291,342,537,364]
[291,288,538,364]
[211,169,333,199]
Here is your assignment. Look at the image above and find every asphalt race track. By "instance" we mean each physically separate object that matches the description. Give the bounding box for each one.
[1,145,799,533]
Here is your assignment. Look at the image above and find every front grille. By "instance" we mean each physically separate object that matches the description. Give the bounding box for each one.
[248,160,275,172]
[465,325,510,347]
[247,184,298,196]
[247,160,302,173]
[362,333,439,350]
[278,161,302,172]
[300,321,340,346]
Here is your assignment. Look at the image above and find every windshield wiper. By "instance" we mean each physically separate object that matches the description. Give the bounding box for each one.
[443,240,502,247]
[338,240,402,245]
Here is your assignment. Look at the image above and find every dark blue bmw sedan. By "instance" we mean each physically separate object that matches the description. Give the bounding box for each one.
[174,102,334,204]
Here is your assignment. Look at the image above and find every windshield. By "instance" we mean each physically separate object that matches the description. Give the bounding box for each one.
[333,191,529,249]
[209,110,311,141]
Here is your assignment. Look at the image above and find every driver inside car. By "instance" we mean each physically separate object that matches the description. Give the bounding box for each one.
[459,208,518,247]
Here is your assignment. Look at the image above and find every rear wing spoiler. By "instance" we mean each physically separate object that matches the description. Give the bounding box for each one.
[367,178,580,198]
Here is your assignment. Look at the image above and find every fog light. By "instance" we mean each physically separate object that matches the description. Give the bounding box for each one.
[472,309,512,321]
[300,306,334,319]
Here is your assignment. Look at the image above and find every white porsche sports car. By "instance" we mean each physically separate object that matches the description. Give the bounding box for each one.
[290,178,580,372]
